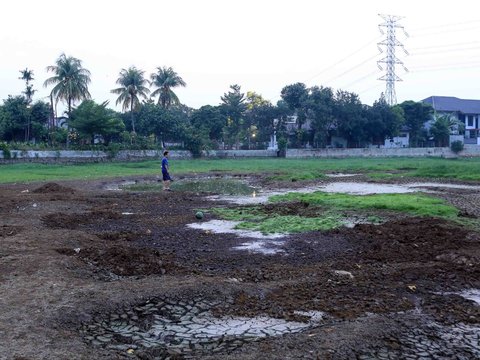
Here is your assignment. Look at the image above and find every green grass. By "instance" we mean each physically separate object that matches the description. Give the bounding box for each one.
[2,157,480,183]
[211,191,461,234]
[270,192,459,218]
[236,215,343,234]
[211,207,266,221]
[211,207,343,233]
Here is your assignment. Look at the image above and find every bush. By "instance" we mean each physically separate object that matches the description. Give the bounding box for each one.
[450,140,464,154]
[0,142,11,160]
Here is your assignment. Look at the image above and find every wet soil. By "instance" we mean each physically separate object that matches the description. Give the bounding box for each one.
[0,176,479,359]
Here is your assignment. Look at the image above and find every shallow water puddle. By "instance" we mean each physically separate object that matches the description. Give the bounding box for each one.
[320,181,480,195]
[233,240,286,255]
[82,298,324,355]
[211,181,480,204]
[187,220,286,254]
[325,173,361,178]
[319,182,416,195]
[187,220,284,240]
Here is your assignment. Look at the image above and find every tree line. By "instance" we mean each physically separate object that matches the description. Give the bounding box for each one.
[1,53,455,153]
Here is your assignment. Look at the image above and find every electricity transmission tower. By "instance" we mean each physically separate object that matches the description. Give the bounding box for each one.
[377,14,409,105]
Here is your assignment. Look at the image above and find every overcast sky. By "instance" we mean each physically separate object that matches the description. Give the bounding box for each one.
[2,0,480,113]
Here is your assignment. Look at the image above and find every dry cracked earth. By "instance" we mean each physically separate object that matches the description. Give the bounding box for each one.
[0,175,479,359]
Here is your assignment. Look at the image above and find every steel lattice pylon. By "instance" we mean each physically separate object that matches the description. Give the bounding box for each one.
[377,14,408,105]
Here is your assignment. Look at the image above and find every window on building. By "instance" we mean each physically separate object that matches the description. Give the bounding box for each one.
[468,115,474,127]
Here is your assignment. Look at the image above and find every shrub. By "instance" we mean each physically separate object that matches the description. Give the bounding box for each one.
[450,140,464,154]
[0,142,11,160]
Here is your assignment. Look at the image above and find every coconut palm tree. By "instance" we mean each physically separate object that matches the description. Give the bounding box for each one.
[111,67,150,133]
[150,66,186,109]
[43,54,91,116]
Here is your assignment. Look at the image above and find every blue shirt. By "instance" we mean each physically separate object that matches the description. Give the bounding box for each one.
[161,157,169,172]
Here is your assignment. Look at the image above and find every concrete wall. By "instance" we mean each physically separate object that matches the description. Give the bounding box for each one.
[2,146,480,161]
[201,149,278,158]
[286,146,480,158]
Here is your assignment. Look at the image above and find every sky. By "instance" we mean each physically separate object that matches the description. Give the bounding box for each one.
[1,0,480,113]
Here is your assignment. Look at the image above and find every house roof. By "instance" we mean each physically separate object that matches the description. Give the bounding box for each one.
[422,96,480,114]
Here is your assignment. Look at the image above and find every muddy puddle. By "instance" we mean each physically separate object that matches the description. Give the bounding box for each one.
[82,297,324,357]
[209,180,480,204]
[187,220,286,255]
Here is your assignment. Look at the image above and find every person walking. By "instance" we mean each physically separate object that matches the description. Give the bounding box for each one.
[161,151,172,191]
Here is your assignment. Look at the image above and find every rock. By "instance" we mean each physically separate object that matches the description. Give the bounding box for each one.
[333,270,354,279]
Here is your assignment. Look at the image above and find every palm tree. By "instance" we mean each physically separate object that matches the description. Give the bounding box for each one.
[43,53,91,116]
[19,68,35,104]
[19,68,36,141]
[111,67,150,133]
[150,66,186,109]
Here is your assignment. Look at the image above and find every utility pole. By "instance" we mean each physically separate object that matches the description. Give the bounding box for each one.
[377,14,408,105]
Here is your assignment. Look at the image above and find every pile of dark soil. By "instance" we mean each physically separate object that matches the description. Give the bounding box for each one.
[57,246,177,276]
[32,182,75,194]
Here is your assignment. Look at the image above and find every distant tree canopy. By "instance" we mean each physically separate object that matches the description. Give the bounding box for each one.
[0,59,442,152]
[0,96,49,142]
[398,100,433,147]
[70,100,125,145]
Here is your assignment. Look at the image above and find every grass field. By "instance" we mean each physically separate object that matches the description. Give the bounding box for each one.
[1,157,480,183]
[211,192,461,234]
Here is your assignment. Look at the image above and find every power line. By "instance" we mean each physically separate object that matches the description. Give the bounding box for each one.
[411,46,480,56]
[340,69,381,89]
[410,61,480,72]
[411,24,480,38]
[305,36,380,83]
[409,40,480,51]
[322,54,378,85]
[410,19,480,32]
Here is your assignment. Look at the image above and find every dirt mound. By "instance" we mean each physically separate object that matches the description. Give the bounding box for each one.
[58,246,176,276]
[33,182,75,194]
[335,217,472,262]
[42,210,123,229]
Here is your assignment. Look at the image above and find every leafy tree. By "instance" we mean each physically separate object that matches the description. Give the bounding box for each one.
[244,92,274,148]
[333,90,366,147]
[150,67,186,109]
[0,96,29,141]
[280,83,308,131]
[364,94,404,146]
[43,54,91,116]
[69,100,125,145]
[111,67,150,133]
[306,86,335,148]
[430,114,462,147]
[29,101,50,142]
[398,101,433,147]
[221,84,246,149]
[133,102,191,147]
[190,105,225,145]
